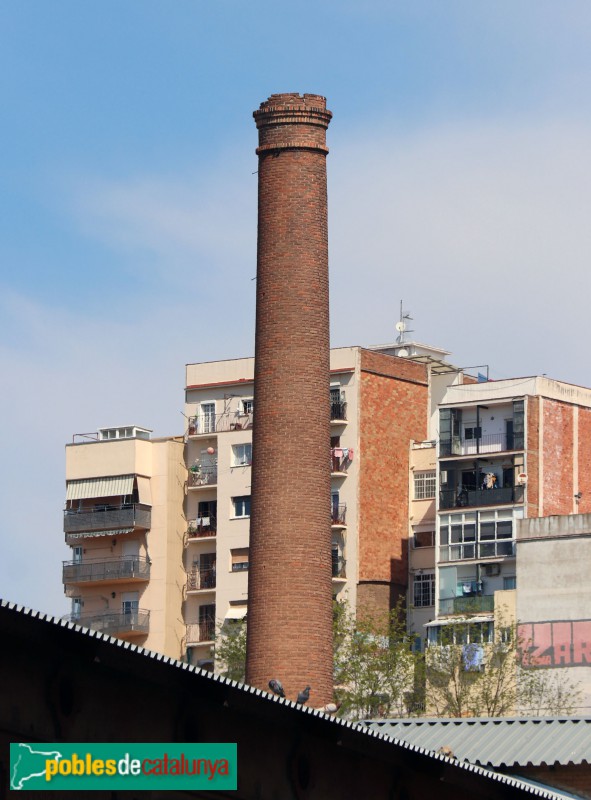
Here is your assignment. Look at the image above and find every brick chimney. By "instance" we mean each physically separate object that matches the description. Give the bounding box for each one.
[245,94,334,706]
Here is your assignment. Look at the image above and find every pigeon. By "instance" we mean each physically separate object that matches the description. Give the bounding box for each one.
[268,679,285,698]
[296,686,311,704]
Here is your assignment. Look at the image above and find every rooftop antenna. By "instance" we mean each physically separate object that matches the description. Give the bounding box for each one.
[395,300,414,346]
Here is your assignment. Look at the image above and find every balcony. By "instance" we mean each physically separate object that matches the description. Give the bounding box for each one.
[440,539,516,562]
[331,449,352,476]
[330,400,347,423]
[440,431,524,457]
[440,485,524,510]
[188,412,253,436]
[186,621,215,645]
[439,595,495,616]
[66,609,150,637]
[187,516,217,538]
[332,555,346,580]
[187,567,216,592]
[187,468,217,488]
[63,503,151,535]
[331,503,347,527]
[62,556,150,586]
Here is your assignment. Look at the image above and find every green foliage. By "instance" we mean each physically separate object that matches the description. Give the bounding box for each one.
[215,621,247,683]
[426,617,582,718]
[333,598,418,720]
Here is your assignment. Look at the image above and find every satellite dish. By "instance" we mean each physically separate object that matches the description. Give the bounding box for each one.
[398,348,409,358]
[395,321,406,332]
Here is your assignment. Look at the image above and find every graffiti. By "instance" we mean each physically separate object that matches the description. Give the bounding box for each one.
[518,620,591,668]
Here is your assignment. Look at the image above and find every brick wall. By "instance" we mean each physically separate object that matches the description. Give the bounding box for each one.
[526,396,540,517]
[357,350,428,621]
[578,406,591,514]
[515,764,591,799]
[246,94,334,706]
[542,399,575,515]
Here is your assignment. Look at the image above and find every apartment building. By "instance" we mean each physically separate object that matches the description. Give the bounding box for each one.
[62,426,186,658]
[182,345,432,666]
[426,376,591,648]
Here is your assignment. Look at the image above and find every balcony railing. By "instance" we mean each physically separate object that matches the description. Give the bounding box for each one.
[187,567,216,591]
[332,556,346,579]
[62,556,150,585]
[330,400,347,422]
[187,516,217,537]
[440,432,524,457]
[66,609,150,635]
[63,503,151,534]
[187,620,215,645]
[331,449,351,474]
[187,468,217,488]
[440,485,524,510]
[186,621,215,644]
[188,412,253,436]
[439,595,495,616]
[331,503,347,526]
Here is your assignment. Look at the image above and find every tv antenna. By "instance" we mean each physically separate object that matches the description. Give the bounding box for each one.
[395,300,414,345]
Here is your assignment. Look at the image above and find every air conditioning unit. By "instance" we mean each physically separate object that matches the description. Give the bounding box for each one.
[482,564,500,577]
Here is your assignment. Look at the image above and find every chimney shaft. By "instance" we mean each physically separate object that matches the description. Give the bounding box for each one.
[246,94,333,705]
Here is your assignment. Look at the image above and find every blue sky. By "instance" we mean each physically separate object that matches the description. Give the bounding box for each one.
[2,1,591,615]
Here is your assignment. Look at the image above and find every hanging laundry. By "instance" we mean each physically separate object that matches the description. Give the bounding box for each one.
[342,448,349,459]
[348,448,354,461]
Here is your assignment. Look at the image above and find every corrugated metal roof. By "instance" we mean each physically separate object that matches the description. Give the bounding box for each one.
[365,717,591,768]
[66,475,134,500]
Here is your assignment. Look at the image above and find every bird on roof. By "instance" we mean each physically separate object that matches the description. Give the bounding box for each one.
[268,679,285,698]
[297,686,311,704]
[315,701,341,715]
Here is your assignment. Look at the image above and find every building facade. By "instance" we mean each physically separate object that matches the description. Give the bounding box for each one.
[62,426,186,658]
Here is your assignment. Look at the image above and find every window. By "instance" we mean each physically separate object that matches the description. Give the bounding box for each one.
[233,496,251,517]
[72,546,83,564]
[428,621,493,646]
[242,399,254,415]
[414,471,436,500]
[503,576,516,590]
[71,597,82,620]
[413,573,435,607]
[412,529,435,548]
[464,426,482,440]
[232,443,252,467]
[231,548,249,572]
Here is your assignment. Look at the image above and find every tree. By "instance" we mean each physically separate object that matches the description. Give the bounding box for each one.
[333,598,418,720]
[425,618,582,718]
[215,620,247,683]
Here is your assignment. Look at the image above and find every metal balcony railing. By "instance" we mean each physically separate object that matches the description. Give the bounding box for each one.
[66,609,150,635]
[440,485,524,510]
[63,503,151,534]
[186,621,215,644]
[331,503,347,525]
[438,595,495,615]
[330,400,347,422]
[187,516,217,537]
[331,450,351,474]
[187,468,217,488]
[188,412,253,436]
[62,556,150,585]
[332,556,346,579]
[440,431,524,457]
[187,567,216,591]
